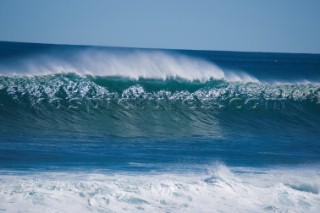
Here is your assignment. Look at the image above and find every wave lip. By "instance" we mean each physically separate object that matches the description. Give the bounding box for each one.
[0,74,319,108]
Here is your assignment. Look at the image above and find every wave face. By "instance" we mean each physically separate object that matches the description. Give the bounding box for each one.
[0,42,320,212]
[0,74,319,137]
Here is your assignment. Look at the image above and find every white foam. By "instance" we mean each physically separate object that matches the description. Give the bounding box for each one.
[0,50,258,83]
[1,165,319,212]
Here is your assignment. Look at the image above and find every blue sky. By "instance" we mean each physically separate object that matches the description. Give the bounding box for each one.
[0,0,319,53]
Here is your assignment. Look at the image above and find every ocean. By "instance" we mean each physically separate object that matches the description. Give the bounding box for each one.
[0,41,319,212]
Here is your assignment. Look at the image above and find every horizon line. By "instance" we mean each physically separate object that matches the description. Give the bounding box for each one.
[0,40,319,55]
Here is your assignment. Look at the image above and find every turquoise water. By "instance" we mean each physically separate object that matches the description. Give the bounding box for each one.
[0,41,320,212]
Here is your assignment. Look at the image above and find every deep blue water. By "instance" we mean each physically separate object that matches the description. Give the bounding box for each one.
[0,41,320,212]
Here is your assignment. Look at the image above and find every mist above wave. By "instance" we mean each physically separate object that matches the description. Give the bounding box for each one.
[0,49,258,83]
